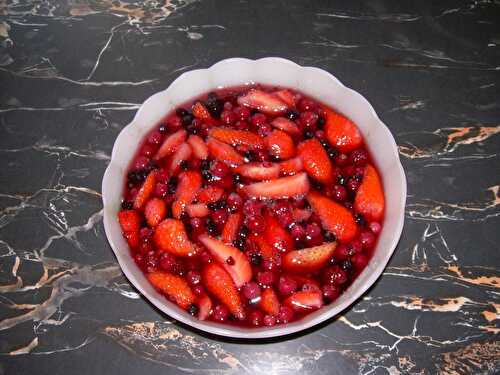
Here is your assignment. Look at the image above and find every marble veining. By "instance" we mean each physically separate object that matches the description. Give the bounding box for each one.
[1,0,499,374]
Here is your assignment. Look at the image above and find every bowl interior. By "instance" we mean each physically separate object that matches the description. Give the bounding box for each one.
[102,57,406,339]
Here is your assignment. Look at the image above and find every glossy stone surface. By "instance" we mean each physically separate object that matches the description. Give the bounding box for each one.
[1,1,499,374]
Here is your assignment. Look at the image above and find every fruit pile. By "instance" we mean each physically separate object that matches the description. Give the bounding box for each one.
[118,85,385,327]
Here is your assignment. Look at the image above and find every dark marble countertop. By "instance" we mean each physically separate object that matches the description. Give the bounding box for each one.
[1,1,499,374]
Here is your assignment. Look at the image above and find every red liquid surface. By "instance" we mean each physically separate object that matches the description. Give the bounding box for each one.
[118,84,385,328]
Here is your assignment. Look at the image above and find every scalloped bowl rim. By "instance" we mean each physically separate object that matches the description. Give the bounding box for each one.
[102,57,407,339]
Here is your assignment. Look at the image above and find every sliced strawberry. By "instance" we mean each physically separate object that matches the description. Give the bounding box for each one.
[259,288,280,315]
[172,170,202,219]
[263,211,294,253]
[270,117,301,136]
[323,106,362,153]
[192,101,216,124]
[196,186,224,204]
[148,271,195,310]
[307,190,357,243]
[252,235,278,259]
[123,231,139,249]
[292,208,312,222]
[354,164,385,222]
[283,242,337,274]
[221,212,243,244]
[196,293,213,321]
[118,210,141,233]
[243,172,310,199]
[202,263,245,320]
[284,291,323,312]
[209,128,265,150]
[235,162,280,181]
[154,129,187,161]
[266,129,295,160]
[144,198,167,227]
[272,89,296,107]
[168,142,192,174]
[133,170,157,210]
[187,134,208,160]
[199,234,252,288]
[279,157,303,176]
[297,138,334,185]
[207,137,244,167]
[237,89,289,115]
[186,203,210,218]
[154,218,198,257]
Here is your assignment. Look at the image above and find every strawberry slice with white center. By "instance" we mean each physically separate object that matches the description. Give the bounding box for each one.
[271,117,301,136]
[207,137,244,167]
[172,170,202,219]
[168,142,192,174]
[186,203,210,218]
[196,293,213,321]
[154,129,187,161]
[235,162,280,181]
[283,242,337,274]
[187,134,208,160]
[209,127,265,150]
[284,291,323,312]
[237,89,289,115]
[199,234,252,288]
[272,89,296,107]
[242,172,310,199]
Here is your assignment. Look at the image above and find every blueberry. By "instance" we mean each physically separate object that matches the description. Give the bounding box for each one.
[158,124,167,134]
[233,237,245,250]
[269,155,280,162]
[327,148,338,159]
[244,150,256,162]
[181,113,194,126]
[200,160,211,171]
[233,173,242,184]
[176,108,188,117]
[317,117,326,128]
[188,304,199,316]
[354,213,366,226]
[180,160,189,170]
[239,225,249,238]
[304,131,314,139]
[286,110,299,120]
[168,176,178,194]
[324,231,336,242]
[121,200,133,210]
[250,253,262,266]
[341,260,353,272]
[202,170,214,181]
[206,219,218,235]
[337,175,346,186]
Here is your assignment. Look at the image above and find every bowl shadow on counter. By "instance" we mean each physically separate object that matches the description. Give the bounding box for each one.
[141,272,386,345]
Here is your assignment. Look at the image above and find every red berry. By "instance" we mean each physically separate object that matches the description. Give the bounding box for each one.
[298,98,316,112]
[278,275,298,296]
[346,177,361,192]
[290,224,306,242]
[305,223,323,246]
[321,266,347,286]
[242,281,261,301]
[315,130,325,140]
[359,230,376,249]
[154,183,168,198]
[257,122,272,137]
[276,305,294,324]
[213,304,230,322]
[349,149,368,166]
[200,251,212,264]
[322,284,340,301]
[248,309,263,326]
[247,215,265,234]
[133,156,150,170]
[159,252,177,272]
[141,144,156,158]
[352,253,368,270]
[221,110,236,125]
[243,200,263,216]
[257,271,276,286]
[211,208,228,226]
[332,185,347,202]
[298,111,318,129]
[263,314,277,326]
[234,120,249,130]
[211,161,230,178]
[369,221,382,234]
[233,106,251,121]
[186,271,201,286]
[334,153,349,167]
[227,193,243,212]
[192,284,205,296]
[250,113,267,127]
[147,131,163,145]
[349,240,362,255]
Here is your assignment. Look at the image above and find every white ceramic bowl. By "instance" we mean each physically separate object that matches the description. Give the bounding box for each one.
[102,57,406,339]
